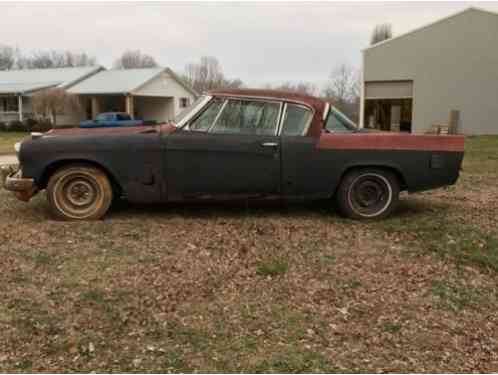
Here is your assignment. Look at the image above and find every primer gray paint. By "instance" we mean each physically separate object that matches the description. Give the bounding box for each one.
[363,8,498,135]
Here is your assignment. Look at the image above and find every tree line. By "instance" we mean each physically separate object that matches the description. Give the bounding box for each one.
[0,45,161,70]
[0,23,392,123]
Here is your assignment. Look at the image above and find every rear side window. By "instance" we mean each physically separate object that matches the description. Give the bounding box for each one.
[189,98,224,131]
[326,109,356,133]
[280,104,313,136]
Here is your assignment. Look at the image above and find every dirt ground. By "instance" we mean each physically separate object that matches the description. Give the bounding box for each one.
[0,136,497,373]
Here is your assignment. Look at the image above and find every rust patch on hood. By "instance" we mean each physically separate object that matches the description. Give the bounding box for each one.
[45,123,177,137]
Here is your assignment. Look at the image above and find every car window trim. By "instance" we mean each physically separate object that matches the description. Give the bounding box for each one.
[177,95,213,129]
[278,102,315,136]
[182,96,224,132]
[207,97,283,136]
[206,99,229,133]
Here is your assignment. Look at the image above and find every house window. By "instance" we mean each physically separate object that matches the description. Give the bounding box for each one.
[1,97,19,112]
[179,97,190,108]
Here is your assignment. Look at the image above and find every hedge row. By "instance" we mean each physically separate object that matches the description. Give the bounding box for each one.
[0,119,54,133]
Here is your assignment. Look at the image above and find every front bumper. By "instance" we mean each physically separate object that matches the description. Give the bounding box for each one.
[1,166,38,202]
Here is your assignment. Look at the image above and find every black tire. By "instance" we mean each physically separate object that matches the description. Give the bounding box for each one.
[336,168,399,220]
[47,164,113,221]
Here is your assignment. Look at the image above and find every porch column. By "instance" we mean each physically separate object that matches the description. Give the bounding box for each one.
[125,95,134,119]
[91,96,100,119]
[18,95,23,122]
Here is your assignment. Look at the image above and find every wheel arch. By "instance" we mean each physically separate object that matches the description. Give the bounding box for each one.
[333,164,407,197]
[39,159,123,196]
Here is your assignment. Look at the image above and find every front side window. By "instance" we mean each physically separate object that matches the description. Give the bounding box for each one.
[189,97,224,131]
[280,104,313,136]
[210,99,280,136]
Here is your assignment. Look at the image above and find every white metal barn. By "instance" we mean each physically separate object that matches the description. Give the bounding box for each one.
[361,7,498,135]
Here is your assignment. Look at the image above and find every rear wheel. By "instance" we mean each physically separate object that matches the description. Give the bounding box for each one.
[336,168,399,220]
[47,164,113,221]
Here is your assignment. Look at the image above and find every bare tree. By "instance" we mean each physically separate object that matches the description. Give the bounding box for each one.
[0,44,15,70]
[31,88,81,127]
[15,49,97,69]
[370,23,393,45]
[62,51,97,67]
[264,81,318,96]
[323,63,361,122]
[113,50,158,69]
[183,56,243,93]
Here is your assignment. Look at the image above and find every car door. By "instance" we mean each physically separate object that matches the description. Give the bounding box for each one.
[280,103,358,199]
[279,102,330,199]
[165,97,282,200]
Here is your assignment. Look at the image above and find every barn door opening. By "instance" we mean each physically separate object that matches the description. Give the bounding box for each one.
[363,81,413,132]
[364,98,412,132]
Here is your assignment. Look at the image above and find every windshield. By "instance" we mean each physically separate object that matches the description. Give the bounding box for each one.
[325,107,357,132]
[173,95,211,126]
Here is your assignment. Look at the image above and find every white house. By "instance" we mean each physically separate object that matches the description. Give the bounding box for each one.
[68,67,197,124]
[0,66,103,123]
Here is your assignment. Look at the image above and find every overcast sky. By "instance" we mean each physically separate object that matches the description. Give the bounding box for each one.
[1,1,498,87]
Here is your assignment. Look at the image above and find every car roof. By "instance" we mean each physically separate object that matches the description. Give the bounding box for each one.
[208,88,326,137]
[207,88,325,111]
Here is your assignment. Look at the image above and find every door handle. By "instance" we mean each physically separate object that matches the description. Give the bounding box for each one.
[261,142,279,148]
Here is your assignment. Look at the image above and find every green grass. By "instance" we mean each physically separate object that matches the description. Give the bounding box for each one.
[383,322,402,333]
[462,135,498,175]
[0,131,28,154]
[377,212,498,272]
[430,280,482,312]
[256,257,289,277]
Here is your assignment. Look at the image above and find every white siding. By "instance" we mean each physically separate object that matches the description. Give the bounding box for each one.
[134,96,174,122]
[134,72,195,117]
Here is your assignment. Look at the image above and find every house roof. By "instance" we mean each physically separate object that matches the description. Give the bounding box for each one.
[0,66,103,94]
[68,67,164,95]
[363,7,498,52]
[68,67,197,96]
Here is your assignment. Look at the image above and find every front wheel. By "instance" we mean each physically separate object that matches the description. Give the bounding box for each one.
[336,168,399,220]
[47,164,113,221]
